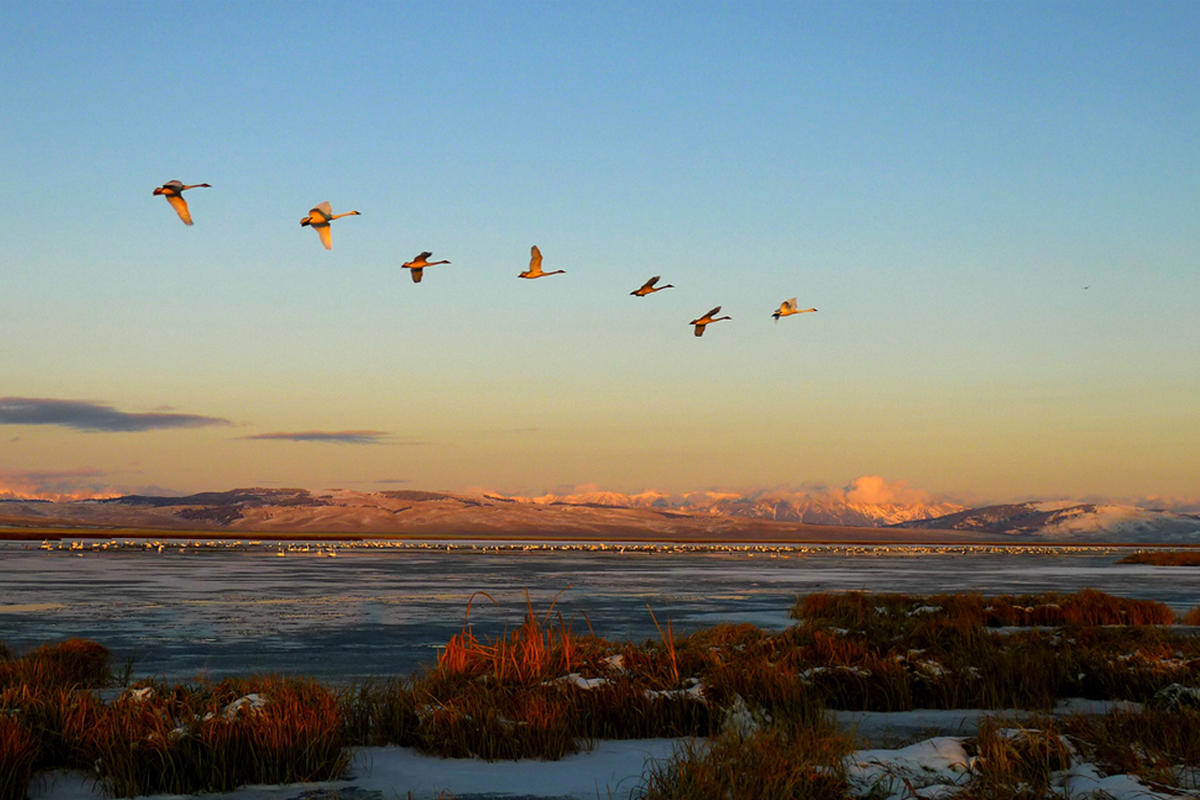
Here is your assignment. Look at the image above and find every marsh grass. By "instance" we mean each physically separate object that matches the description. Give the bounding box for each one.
[0,717,39,800]
[968,717,1074,797]
[1,642,348,798]
[638,720,852,800]
[784,590,1196,712]
[407,599,715,758]
[1064,707,1200,787]
[0,638,112,691]
[792,588,1177,632]
[89,676,349,796]
[5,589,1200,797]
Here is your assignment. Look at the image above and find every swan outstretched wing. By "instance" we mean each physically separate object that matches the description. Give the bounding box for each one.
[165,194,193,226]
[410,267,423,283]
[317,224,333,250]
[530,245,542,272]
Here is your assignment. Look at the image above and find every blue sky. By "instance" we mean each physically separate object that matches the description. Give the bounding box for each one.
[2,1,1198,505]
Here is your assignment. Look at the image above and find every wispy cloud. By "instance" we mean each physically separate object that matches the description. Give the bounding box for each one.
[479,476,970,512]
[0,397,231,432]
[241,430,397,445]
[0,468,114,501]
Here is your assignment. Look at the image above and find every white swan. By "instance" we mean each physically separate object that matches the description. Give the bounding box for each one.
[690,306,731,337]
[631,276,674,296]
[153,181,211,226]
[518,245,565,279]
[402,252,451,283]
[300,202,360,250]
[772,298,817,321]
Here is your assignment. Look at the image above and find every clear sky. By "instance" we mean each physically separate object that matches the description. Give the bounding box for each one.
[2,1,1198,506]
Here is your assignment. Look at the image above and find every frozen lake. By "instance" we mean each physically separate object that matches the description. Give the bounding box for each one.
[2,539,1196,682]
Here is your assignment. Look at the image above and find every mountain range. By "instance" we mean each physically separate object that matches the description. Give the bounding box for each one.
[2,488,1198,543]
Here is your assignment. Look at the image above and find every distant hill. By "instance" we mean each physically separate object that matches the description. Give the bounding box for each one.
[0,487,986,543]
[893,501,1200,544]
[3,489,1197,543]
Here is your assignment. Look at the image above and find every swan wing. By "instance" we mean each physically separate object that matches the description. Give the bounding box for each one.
[645,276,660,288]
[415,251,433,262]
[165,193,193,225]
[410,267,423,283]
[530,245,542,271]
[785,297,798,310]
[316,224,332,250]
[706,306,722,317]
[310,202,333,223]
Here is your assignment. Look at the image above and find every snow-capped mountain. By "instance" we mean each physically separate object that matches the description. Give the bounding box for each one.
[0,487,981,542]
[673,495,967,527]
[895,501,1200,543]
[486,488,966,527]
[4,489,1198,543]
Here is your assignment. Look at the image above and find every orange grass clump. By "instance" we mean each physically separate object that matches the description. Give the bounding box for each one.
[1184,604,1200,626]
[0,639,112,691]
[437,591,589,683]
[0,718,39,800]
[792,589,1177,631]
[90,676,349,797]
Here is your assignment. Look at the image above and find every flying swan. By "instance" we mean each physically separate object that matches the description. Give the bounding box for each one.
[402,252,451,283]
[300,202,360,250]
[153,180,211,226]
[631,276,674,296]
[518,245,565,279]
[690,306,731,337]
[772,298,818,321]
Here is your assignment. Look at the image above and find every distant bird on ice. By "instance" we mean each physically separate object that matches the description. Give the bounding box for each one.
[772,298,818,321]
[690,306,731,337]
[518,245,565,279]
[631,276,674,296]
[153,180,211,226]
[300,202,360,250]
[402,252,451,283]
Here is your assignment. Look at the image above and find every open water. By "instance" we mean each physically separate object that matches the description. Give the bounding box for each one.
[1,539,1196,682]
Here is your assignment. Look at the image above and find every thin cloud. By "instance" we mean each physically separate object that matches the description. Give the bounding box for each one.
[241,430,397,445]
[0,468,114,501]
[0,397,231,432]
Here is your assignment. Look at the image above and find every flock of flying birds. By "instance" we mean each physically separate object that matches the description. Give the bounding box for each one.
[153,180,818,337]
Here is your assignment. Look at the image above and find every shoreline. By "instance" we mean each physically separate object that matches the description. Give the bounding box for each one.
[1,525,1195,548]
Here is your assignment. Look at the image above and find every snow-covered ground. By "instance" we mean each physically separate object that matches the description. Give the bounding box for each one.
[27,704,1195,800]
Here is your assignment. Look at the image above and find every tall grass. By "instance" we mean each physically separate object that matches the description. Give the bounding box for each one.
[1062,706,1200,786]
[415,598,715,758]
[638,720,851,800]
[5,589,1200,797]
[89,677,349,797]
[0,638,112,691]
[792,588,1177,631]
[0,718,39,800]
